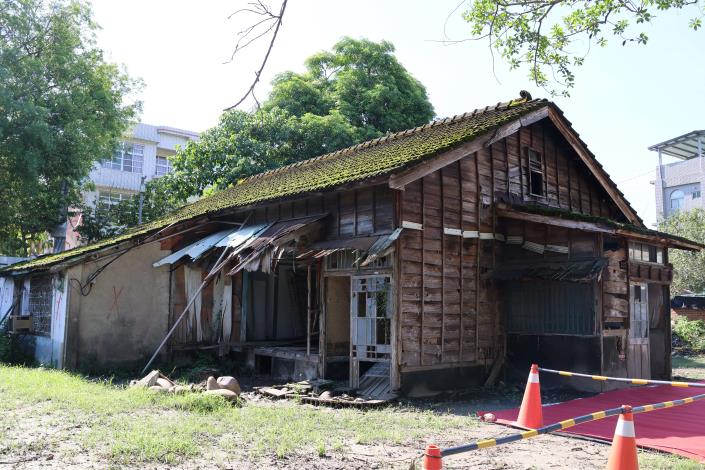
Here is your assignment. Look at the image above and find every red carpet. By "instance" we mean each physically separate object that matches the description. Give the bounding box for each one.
[488,382,705,461]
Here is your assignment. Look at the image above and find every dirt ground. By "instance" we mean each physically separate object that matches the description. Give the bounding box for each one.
[1,366,701,469]
[0,404,613,470]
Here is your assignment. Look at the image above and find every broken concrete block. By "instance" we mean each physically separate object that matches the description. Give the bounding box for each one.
[134,370,160,388]
[204,389,238,401]
[216,376,241,395]
[156,378,173,389]
[148,385,167,393]
[319,391,332,400]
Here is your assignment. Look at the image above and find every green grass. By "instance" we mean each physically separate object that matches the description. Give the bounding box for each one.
[641,452,705,469]
[672,355,705,381]
[0,365,470,465]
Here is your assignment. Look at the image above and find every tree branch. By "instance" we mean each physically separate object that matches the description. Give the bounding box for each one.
[224,0,288,111]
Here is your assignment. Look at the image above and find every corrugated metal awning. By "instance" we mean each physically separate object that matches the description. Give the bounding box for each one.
[491,258,608,283]
[227,215,327,275]
[153,224,269,267]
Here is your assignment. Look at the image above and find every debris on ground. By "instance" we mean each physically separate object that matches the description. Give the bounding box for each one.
[254,379,396,407]
[130,370,240,401]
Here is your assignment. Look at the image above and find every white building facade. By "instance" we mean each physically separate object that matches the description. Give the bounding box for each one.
[83,123,199,207]
[650,130,705,220]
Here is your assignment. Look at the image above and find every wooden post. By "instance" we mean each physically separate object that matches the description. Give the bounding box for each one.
[307,263,312,357]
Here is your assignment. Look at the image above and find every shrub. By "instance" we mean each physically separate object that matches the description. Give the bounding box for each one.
[673,316,705,353]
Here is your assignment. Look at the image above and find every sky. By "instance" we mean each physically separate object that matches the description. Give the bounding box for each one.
[90,0,705,228]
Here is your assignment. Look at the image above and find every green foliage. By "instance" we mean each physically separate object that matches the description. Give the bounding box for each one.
[462,0,703,95]
[266,37,435,136]
[86,38,434,239]
[75,179,178,244]
[0,0,140,255]
[673,316,705,352]
[659,209,705,294]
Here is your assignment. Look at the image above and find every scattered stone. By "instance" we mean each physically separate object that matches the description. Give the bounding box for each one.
[206,376,219,391]
[148,385,167,393]
[216,376,241,395]
[204,389,239,401]
[319,391,333,399]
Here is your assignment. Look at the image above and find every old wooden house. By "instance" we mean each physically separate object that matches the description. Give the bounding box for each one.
[1,95,700,394]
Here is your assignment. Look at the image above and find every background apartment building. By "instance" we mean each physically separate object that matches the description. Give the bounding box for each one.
[84,123,199,207]
[651,130,705,220]
[61,123,199,251]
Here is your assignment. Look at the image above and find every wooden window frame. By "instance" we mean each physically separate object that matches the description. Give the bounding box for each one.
[526,147,546,198]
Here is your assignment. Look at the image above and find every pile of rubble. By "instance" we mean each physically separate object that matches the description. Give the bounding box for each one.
[256,380,390,407]
[130,370,241,401]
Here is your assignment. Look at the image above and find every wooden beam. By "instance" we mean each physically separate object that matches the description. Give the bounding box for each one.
[496,205,615,234]
[389,137,491,190]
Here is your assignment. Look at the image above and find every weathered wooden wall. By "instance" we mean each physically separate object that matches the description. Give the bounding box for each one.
[249,185,395,240]
[397,119,628,372]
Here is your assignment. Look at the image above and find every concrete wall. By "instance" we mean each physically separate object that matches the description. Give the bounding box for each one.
[654,158,705,219]
[65,242,171,370]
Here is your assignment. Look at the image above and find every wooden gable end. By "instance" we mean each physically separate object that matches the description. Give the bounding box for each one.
[395,115,633,370]
[503,118,626,221]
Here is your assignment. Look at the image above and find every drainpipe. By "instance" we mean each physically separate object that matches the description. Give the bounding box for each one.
[698,135,705,207]
[658,148,665,220]
[138,176,146,225]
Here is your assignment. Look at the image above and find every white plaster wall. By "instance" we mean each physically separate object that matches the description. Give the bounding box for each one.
[0,277,14,318]
[655,158,705,219]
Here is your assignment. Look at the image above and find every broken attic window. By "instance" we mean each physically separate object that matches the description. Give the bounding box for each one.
[527,148,545,197]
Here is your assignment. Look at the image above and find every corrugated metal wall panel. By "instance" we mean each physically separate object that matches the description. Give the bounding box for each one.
[506,281,595,335]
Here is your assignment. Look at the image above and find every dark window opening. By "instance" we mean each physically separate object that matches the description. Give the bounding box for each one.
[527,148,545,196]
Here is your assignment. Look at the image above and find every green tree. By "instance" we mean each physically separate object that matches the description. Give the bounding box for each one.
[462,0,703,95]
[166,37,434,201]
[266,37,434,136]
[80,37,435,242]
[0,0,139,255]
[659,208,705,295]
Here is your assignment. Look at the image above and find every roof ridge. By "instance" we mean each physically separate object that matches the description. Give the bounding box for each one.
[241,98,546,186]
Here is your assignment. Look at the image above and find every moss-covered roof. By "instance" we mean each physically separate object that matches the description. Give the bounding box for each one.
[1,97,552,274]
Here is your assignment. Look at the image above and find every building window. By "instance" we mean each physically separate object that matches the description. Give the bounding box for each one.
[98,190,132,206]
[527,148,545,197]
[155,156,172,176]
[693,190,701,199]
[28,276,52,336]
[628,242,663,264]
[103,142,144,173]
[670,190,685,210]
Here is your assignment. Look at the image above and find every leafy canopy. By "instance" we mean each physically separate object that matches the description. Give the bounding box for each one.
[659,208,705,295]
[79,38,434,243]
[462,0,703,95]
[0,0,140,255]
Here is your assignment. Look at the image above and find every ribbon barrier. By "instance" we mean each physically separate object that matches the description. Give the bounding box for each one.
[441,391,705,457]
[421,365,705,469]
[538,367,705,388]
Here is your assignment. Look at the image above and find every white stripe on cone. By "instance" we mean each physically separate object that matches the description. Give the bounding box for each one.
[528,372,540,384]
[615,417,635,438]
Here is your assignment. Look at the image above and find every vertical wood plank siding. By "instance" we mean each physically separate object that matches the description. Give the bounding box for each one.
[398,119,625,370]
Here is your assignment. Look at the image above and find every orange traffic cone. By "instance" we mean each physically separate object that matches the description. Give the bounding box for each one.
[422,444,442,470]
[606,406,639,470]
[516,363,543,429]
